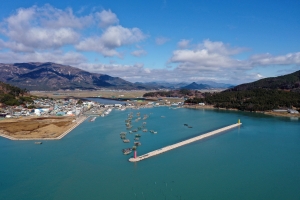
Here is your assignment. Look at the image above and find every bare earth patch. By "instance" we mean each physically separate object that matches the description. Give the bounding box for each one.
[0,116,76,139]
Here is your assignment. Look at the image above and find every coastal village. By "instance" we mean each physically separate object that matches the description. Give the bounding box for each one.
[0,95,186,140]
[0,96,185,119]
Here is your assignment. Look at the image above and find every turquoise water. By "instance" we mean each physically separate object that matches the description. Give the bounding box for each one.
[0,107,300,200]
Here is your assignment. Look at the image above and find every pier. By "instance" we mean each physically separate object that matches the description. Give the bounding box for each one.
[129,122,242,162]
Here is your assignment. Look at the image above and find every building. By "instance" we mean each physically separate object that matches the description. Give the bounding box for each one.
[288,109,299,114]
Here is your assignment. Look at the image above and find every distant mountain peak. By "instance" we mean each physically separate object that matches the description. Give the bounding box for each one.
[181,82,211,90]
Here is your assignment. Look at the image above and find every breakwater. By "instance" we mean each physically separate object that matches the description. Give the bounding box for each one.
[129,122,242,162]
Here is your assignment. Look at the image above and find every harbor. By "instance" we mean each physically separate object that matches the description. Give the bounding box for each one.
[129,122,242,162]
[1,106,300,200]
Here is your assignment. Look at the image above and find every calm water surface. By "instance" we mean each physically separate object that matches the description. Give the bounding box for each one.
[0,107,299,200]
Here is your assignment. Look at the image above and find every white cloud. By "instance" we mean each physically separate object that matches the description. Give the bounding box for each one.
[250,52,300,65]
[256,73,264,78]
[96,9,119,28]
[155,37,170,45]
[167,39,300,84]
[0,51,86,65]
[131,49,147,57]
[76,25,147,57]
[0,5,91,51]
[177,39,190,49]
[200,39,247,55]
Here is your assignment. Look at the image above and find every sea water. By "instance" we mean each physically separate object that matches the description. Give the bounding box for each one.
[0,107,299,200]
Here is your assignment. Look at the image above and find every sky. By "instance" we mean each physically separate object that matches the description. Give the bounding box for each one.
[0,0,299,84]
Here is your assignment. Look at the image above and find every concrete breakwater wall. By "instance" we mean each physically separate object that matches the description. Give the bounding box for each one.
[129,123,242,162]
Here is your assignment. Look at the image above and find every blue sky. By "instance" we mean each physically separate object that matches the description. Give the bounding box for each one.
[0,0,299,84]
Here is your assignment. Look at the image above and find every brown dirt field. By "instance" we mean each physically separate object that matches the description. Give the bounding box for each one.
[0,116,76,139]
[31,90,151,99]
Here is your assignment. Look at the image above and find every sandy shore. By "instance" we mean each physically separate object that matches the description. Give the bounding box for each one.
[0,115,87,140]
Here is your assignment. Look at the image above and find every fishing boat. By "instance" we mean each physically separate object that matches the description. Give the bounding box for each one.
[34,142,42,145]
[134,142,141,146]
[90,117,96,122]
[123,139,130,143]
[122,148,132,155]
[120,135,126,139]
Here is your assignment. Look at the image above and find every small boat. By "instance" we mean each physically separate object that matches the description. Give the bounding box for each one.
[142,129,148,132]
[122,148,132,155]
[120,132,126,135]
[153,131,158,134]
[90,117,96,122]
[121,135,126,139]
[34,142,42,145]
[123,139,130,143]
[134,142,141,146]
[188,126,193,128]
[135,134,141,137]
[129,131,132,134]
[184,124,188,126]
[143,122,146,125]
[134,137,139,141]
[150,130,154,133]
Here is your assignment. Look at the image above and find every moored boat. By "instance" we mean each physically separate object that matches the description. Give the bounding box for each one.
[34,142,42,145]
[123,139,130,143]
[134,142,141,146]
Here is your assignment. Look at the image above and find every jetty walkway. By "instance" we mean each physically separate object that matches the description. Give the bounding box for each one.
[129,122,242,162]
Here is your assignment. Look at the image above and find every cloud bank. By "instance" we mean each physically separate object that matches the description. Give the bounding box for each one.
[0,5,299,84]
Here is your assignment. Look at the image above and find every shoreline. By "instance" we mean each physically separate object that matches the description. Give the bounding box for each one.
[0,115,87,141]
[184,105,300,118]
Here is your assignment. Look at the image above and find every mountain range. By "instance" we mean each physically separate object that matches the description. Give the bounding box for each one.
[0,62,235,91]
[0,62,150,91]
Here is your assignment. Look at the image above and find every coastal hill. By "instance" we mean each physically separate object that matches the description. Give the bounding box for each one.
[0,62,151,91]
[228,70,300,92]
[185,70,300,111]
[0,81,32,106]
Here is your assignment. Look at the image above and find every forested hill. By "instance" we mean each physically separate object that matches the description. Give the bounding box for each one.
[228,70,300,92]
[185,70,300,111]
[0,81,32,106]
